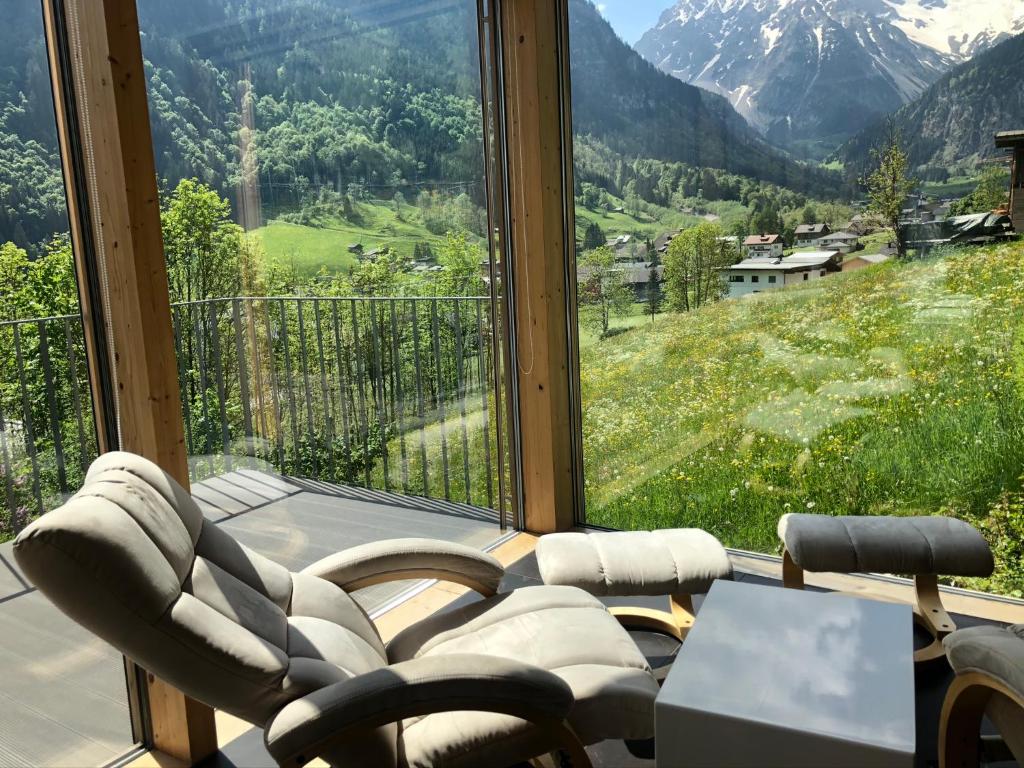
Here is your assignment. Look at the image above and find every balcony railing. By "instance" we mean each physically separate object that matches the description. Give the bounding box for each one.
[0,295,502,539]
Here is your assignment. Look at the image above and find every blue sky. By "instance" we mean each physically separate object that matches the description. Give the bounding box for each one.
[593,0,672,45]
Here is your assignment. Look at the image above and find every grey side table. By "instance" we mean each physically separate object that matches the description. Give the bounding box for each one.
[656,579,916,767]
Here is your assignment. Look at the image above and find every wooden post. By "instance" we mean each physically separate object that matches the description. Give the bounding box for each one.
[499,0,578,534]
[41,0,217,762]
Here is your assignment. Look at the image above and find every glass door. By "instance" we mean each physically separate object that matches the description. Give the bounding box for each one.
[133,0,514,608]
[0,2,137,764]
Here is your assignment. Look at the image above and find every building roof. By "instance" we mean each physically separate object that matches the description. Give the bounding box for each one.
[743,234,782,246]
[820,231,858,241]
[724,251,840,272]
[795,223,828,235]
[849,253,890,265]
[995,130,1024,148]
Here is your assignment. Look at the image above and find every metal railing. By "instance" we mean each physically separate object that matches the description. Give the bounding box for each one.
[0,295,502,538]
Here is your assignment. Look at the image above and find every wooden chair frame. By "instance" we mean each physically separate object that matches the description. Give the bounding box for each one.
[939,671,1024,768]
[608,593,696,643]
[782,550,955,664]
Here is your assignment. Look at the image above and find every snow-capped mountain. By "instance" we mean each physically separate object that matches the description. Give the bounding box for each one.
[634,0,1024,154]
[886,0,1024,61]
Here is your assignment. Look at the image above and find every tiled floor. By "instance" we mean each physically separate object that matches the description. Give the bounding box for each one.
[0,465,503,768]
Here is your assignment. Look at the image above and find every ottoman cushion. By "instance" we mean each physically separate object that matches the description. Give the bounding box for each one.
[778,513,994,576]
[536,530,732,597]
[944,624,1024,702]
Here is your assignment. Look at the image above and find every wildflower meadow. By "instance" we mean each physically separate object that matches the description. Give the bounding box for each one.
[580,242,1024,596]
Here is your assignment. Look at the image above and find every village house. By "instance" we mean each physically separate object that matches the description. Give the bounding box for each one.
[742,233,784,259]
[818,230,861,254]
[842,214,876,236]
[842,252,891,272]
[721,251,842,299]
[794,223,830,247]
[577,263,663,301]
[654,230,680,256]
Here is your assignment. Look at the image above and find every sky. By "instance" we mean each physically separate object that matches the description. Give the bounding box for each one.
[593,0,673,45]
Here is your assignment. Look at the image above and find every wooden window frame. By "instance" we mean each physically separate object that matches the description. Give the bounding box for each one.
[496,0,583,533]
[37,0,586,760]
[40,0,217,762]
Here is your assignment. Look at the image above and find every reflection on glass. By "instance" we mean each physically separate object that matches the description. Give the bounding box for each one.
[137,0,509,594]
[0,2,135,764]
[568,0,1021,597]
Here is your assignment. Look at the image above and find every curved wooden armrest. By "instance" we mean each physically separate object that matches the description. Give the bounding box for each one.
[940,671,1024,768]
[302,538,504,596]
[264,654,591,768]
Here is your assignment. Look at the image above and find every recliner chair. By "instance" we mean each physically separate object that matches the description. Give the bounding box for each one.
[13,452,658,768]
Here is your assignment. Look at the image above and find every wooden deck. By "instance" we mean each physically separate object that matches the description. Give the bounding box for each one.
[0,466,503,767]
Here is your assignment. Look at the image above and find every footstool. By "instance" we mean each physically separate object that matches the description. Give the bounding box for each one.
[536,529,733,641]
[778,513,994,663]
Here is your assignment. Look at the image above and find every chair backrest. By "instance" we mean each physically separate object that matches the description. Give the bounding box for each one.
[14,452,397,764]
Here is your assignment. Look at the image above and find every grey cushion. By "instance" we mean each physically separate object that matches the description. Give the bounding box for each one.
[535,529,733,596]
[388,584,659,756]
[778,513,994,576]
[14,452,659,768]
[944,624,1024,702]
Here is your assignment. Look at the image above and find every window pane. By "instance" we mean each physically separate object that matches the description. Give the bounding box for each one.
[0,2,135,764]
[569,0,1021,597]
[137,0,510,608]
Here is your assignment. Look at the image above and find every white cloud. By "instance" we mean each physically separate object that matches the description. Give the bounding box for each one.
[596,3,608,14]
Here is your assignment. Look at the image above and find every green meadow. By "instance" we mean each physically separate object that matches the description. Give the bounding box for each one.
[578,242,1024,596]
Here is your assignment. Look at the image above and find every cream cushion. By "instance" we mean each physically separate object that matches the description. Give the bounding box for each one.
[389,585,658,767]
[535,529,733,596]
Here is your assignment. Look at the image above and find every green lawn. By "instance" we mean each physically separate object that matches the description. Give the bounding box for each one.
[922,176,978,200]
[575,194,708,241]
[579,242,1024,596]
[254,200,477,277]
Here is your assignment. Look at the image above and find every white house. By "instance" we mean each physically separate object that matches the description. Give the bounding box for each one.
[818,231,861,254]
[721,251,842,298]
[794,223,830,247]
[742,233,784,259]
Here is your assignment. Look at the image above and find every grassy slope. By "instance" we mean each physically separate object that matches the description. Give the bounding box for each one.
[254,201,462,276]
[580,242,1024,595]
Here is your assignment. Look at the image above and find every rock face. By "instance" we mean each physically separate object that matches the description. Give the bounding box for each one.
[635,0,1024,155]
[836,31,1024,173]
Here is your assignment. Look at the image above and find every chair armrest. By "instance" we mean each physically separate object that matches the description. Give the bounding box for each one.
[264,654,575,768]
[301,537,505,596]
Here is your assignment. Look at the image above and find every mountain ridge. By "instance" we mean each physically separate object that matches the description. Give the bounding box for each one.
[635,0,1024,154]
[834,31,1024,176]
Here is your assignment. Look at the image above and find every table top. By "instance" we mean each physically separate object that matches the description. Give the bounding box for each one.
[658,579,916,755]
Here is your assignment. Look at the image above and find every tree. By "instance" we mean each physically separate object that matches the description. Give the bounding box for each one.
[864,124,915,258]
[663,222,734,312]
[950,164,1010,215]
[801,204,818,224]
[578,245,631,337]
[435,231,484,296]
[161,179,243,304]
[582,221,605,251]
[646,267,661,321]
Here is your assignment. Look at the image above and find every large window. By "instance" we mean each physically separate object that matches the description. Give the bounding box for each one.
[568,0,1023,598]
[135,0,512,598]
[0,2,136,764]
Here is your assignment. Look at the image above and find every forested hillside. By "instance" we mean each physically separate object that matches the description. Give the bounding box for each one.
[836,32,1024,177]
[568,0,838,196]
[0,0,841,251]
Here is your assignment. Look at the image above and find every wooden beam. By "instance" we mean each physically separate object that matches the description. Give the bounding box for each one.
[499,0,578,534]
[41,0,216,762]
